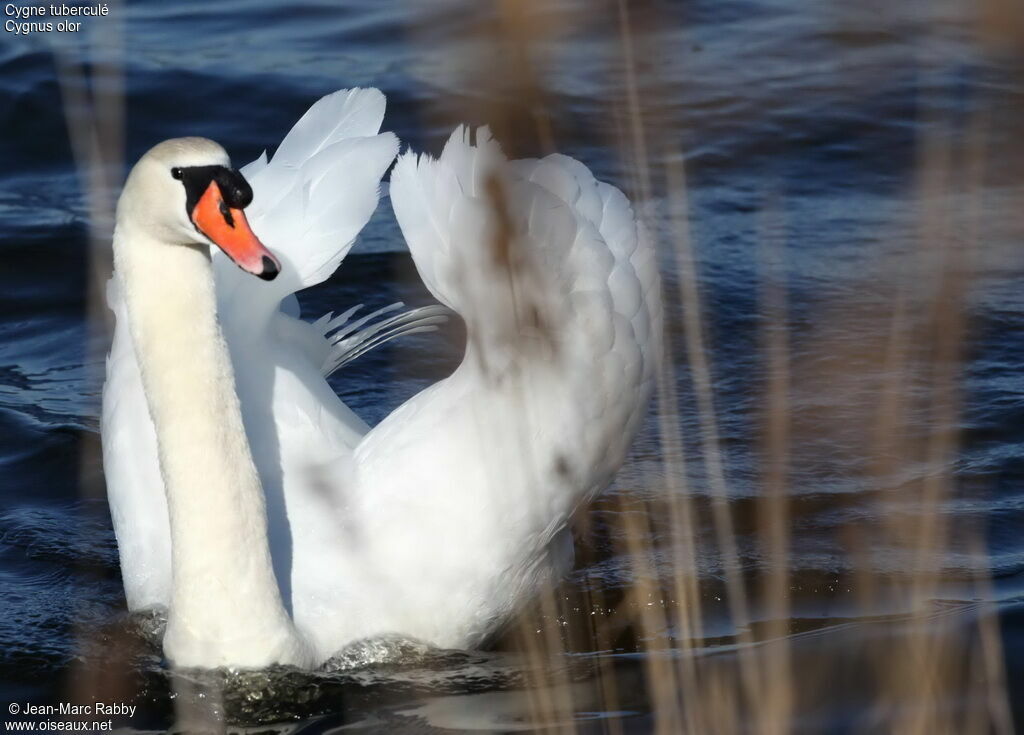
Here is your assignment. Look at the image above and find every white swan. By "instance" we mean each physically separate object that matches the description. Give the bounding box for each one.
[101,88,661,669]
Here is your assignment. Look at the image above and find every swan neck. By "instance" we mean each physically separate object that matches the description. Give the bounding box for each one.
[113,221,308,667]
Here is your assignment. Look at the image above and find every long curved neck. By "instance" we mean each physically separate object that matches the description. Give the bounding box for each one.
[113,220,309,668]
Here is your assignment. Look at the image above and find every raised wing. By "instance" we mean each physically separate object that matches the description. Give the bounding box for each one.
[387,126,661,463]
[212,88,398,321]
[237,87,398,294]
[337,128,662,648]
[212,87,443,367]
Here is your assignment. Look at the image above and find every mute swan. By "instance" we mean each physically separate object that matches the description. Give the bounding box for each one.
[102,88,662,669]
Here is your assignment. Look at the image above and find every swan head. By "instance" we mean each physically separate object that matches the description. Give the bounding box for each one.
[119,137,281,281]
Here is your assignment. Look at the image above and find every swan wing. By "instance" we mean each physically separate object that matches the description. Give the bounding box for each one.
[212,89,397,310]
[387,126,661,452]
[240,87,397,293]
[332,127,661,649]
[214,87,446,371]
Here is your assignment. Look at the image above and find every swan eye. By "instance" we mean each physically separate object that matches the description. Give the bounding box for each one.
[171,167,183,180]
[218,198,234,227]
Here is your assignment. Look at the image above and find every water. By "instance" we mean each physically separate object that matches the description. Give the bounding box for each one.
[1,0,1023,731]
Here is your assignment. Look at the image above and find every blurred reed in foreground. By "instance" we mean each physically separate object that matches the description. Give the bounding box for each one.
[410,1,1015,732]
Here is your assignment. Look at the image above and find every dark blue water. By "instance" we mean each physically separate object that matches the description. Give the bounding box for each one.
[1,0,1023,731]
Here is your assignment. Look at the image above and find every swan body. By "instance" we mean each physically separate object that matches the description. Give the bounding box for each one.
[102,88,661,668]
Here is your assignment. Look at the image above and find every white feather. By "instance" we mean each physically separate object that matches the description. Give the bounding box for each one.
[103,98,661,666]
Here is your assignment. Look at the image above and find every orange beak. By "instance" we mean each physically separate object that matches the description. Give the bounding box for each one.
[191,180,280,281]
